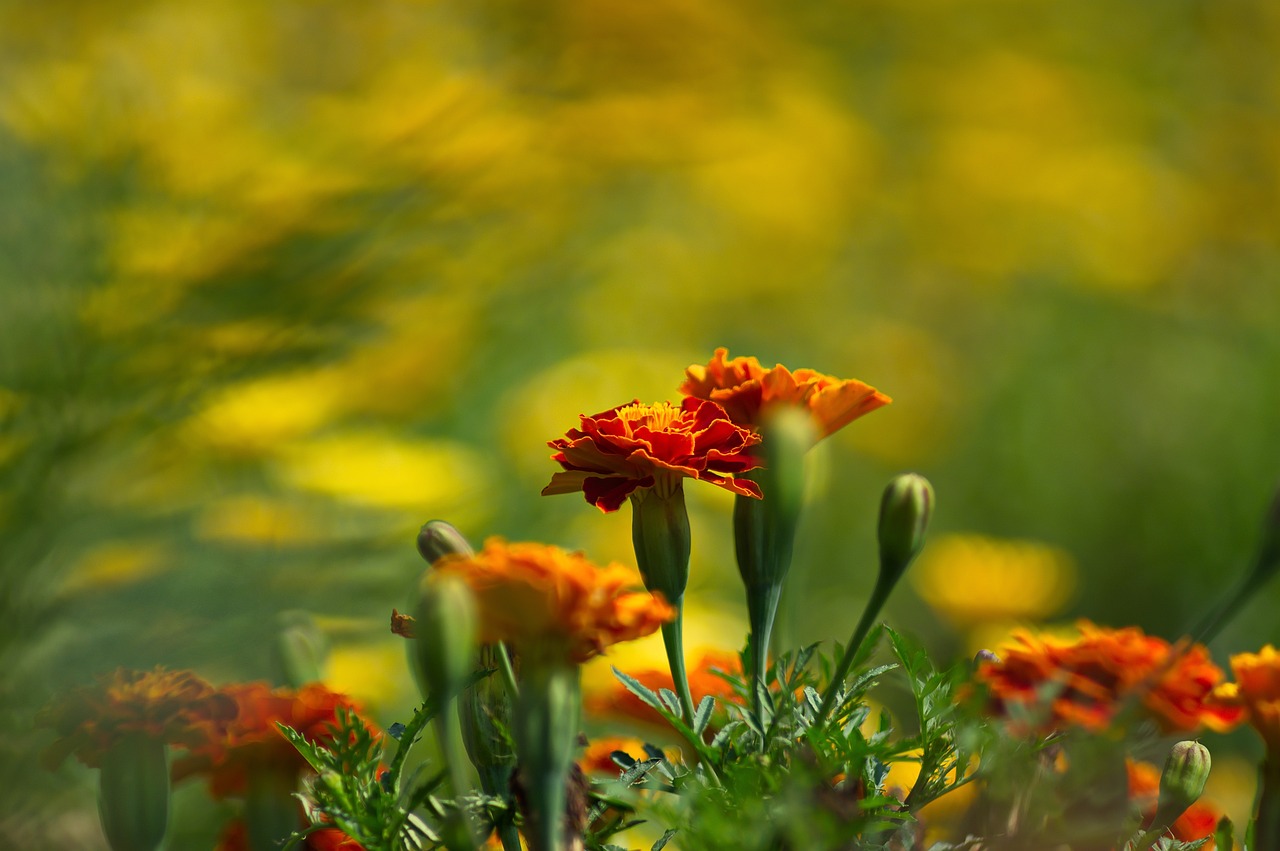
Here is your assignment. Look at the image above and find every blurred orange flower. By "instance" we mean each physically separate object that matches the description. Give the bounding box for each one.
[431,538,676,663]
[680,347,891,440]
[578,736,673,776]
[541,397,762,512]
[974,622,1237,734]
[173,682,370,798]
[36,667,236,769]
[1210,645,1280,751]
[586,650,742,730]
[1126,759,1219,848]
[216,820,365,851]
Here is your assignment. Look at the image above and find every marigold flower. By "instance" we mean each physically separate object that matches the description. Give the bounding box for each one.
[541,397,762,512]
[578,736,674,776]
[585,650,743,730]
[430,538,676,664]
[974,622,1237,734]
[172,682,370,798]
[216,820,366,851]
[1127,759,1220,848]
[36,667,236,769]
[1211,645,1280,751]
[680,347,891,440]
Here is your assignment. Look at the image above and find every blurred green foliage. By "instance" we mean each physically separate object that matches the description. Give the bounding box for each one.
[2,0,1279,844]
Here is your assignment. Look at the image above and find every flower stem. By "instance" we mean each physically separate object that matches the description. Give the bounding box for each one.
[815,571,894,728]
[1255,757,1280,851]
[660,597,698,728]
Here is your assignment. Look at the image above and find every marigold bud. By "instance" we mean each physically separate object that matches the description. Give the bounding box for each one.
[877,474,934,578]
[417,520,475,566]
[415,574,479,704]
[1154,740,1211,828]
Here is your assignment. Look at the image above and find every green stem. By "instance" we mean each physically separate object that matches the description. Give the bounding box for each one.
[496,641,519,699]
[815,569,895,728]
[660,598,698,729]
[513,661,580,851]
[1255,757,1280,851]
[746,582,782,744]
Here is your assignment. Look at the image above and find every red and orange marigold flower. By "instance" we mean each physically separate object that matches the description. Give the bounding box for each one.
[1210,644,1280,751]
[680,347,891,441]
[430,538,676,663]
[541,397,762,512]
[172,682,370,798]
[36,667,237,769]
[974,622,1237,734]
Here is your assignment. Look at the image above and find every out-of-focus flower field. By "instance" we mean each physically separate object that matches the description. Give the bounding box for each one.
[1,0,1278,845]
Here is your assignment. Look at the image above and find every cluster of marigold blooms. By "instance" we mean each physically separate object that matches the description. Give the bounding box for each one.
[36,667,370,850]
[974,622,1280,847]
[40,347,1280,849]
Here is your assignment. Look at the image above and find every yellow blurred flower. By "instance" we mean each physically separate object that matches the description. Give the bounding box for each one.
[273,431,495,522]
[60,542,169,594]
[909,533,1075,625]
[323,641,418,712]
[194,495,317,546]
[187,369,345,456]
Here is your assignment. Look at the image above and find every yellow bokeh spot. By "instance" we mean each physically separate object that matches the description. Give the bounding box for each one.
[194,495,317,546]
[911,533,1076,625]
[273,431,494,519]
[60,542,169,594]
[324,640,417,712]
[186,369,345,455]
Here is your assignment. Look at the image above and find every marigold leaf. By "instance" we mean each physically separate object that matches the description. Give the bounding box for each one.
[651,828,679,850]
[611,667,666,713]
[692,696,716,735]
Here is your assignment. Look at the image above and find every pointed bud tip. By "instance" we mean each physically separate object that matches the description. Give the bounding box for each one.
[877,474,935,575]
[417,520,475,565]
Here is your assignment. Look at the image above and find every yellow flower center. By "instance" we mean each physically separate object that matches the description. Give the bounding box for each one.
[616,401,681,432]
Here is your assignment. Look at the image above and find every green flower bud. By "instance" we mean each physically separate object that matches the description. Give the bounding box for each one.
[1154,740,1211,828]
[877,473,934,578]
[459,644,516,776]
[414,573,479,703]
[417,520,475,566]
[98,733,169,851]
[271,610,328,688]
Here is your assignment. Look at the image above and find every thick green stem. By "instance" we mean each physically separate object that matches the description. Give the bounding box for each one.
[98,734,170,851]
[513,661,581,851]
[746,581,782,740]
[1255,757,1280,851]
[660,598,698,726]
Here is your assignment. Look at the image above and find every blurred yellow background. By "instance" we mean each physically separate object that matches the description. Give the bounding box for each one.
[2,0,1278,844]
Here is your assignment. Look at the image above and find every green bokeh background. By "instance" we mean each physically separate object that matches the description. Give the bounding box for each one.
[2,0,1278,845]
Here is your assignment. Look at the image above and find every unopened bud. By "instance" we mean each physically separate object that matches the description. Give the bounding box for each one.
[877,474,934,577]
[1154,740,1211,828]
[973,649,1001,669]
[271,610,328,688]
[414,573,479,704]
[459,644,516,775]
[417,520,475,566]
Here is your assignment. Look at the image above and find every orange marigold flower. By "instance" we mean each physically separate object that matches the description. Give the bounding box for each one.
[36,667,236,770]
[541,397,763,512]
[1127,759,1220,848]
[1211,645,1280,751]
[680,347,891,440]
[216,821,365,851]
[172,682,371,798]
[578,736,674,776]
[431,539,676,664]
[974,622,1236,734]
[586,650,742,730]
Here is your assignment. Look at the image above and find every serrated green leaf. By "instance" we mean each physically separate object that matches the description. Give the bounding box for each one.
[692,695,716,735]
[611,667,666,713]
[658,687,682,717]
[651,828,679,850]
